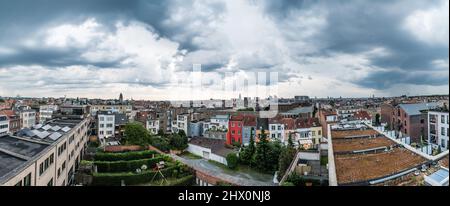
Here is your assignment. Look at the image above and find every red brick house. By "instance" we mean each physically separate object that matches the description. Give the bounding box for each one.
[382,103,438,143]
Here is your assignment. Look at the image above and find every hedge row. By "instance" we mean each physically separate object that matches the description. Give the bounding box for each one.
[170,175,195,186]
[94,150,158,161]
[95,157,166,173]
[91,166,177,186]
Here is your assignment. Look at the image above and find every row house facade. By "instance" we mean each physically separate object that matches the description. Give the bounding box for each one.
[427,108,449,151]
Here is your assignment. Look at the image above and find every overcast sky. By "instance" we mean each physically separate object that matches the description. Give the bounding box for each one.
[0,0,448,100]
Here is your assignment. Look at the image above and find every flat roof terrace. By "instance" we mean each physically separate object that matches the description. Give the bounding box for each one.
[332,137,397,153]
[0,152,27,178]
[334,148,426,185]
[0,135,50,157]
[331,129,379,139]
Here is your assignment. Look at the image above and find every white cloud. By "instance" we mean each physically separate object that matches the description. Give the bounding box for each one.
[44,18,104,48]
[404,0,449,45]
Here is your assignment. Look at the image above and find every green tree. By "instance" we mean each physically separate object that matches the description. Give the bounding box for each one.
[268,140,282,172]
[239,128,255,165]
[170,133,188,150]
[278,134,297,181]
[123,122,152,146]
[151,137,171,152]
[226,153,239,169]
[252,130,273,173]
[157,129,165,136]
[178,130,187,137]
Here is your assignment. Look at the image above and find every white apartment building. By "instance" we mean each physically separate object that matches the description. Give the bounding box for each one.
[146,119,160,135]
[428,109,449,151]
[0,118,90,186]
[205,115,229,132]
[172,114,190,134]
[97,112,115,140]
[0,115,9,135]
[19,109,36,129]
[269,122,285,142]
[39,105,59,124]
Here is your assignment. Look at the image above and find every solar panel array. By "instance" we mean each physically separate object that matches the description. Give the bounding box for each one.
[21,123,72,141]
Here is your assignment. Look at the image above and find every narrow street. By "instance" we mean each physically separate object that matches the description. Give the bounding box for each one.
[171,155,276,186]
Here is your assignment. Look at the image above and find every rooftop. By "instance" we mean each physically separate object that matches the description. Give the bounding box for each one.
[0,135,50,157]
[281,106,313,115]
[16,119,82,143]
[399,103,438,116]
[331,129,379,139]
[114,113,128,125]
[294,117,321,129]
[0,152,26,178]
[0,135,51,179]
[332,137,396,153]
[335,148,426,185]
[189,138,235,157]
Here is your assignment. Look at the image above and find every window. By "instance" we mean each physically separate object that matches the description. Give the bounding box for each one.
[442,115,445,124]
[57,168,61,178]
[106,124,113,128]
[15,181,22,186]
[107,117,113,121]
[318,130,322,136]
[47,178,53,186]
[99,124,104,128]
[44,159,49,171]
[107,131,113,135]
[49,154,54,165]
[99,117,104,121]
[271,134,276,138]
[39,163,44,176]
[442,127,446,136]
[23,173,31,186]
[231,123,235,127]
[442,139,446,148]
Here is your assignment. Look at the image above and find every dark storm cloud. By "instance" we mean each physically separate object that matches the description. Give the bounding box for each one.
[0,0,448,94]
[0,46,125,68]
[0,0,224,68]
[355,70,449,90]
[0,0,167,69]
[262,0,449,89]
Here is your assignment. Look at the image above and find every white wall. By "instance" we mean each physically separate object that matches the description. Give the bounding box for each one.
[187,144,228,166]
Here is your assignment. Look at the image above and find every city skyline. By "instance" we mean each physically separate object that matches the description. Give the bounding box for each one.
[0,0,449,100]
